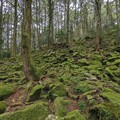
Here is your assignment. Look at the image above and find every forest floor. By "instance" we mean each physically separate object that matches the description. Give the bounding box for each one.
[0,30,120,120]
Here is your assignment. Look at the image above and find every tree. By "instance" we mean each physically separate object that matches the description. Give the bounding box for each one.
[48,0,54,47]
[0,0,3,58]
[94,0,101,51]
[12,0,18,57]
[22,0,36,82]
[66,0,70,44]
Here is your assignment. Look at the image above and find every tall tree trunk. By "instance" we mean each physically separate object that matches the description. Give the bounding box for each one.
[7,13,10,52]
[95,0,101,51]
[66,0,70,44]
[12,0,18,57]
[0,0,3,58]
[115,0,120,33]
[22,0,36,82]
[48,0,54,48]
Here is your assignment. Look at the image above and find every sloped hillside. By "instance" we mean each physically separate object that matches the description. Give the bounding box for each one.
[0,40,120,120]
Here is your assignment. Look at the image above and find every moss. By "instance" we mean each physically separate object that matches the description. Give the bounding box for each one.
[54,97,71,117]
[74,82,91,94]
[90,103,120,120]
[100,88,120,105]
[27,85,43,102]
[78,102,86,111]
[91,60,102,66]
[0,101,8,114]
[89,87,120,119]
[112,59,120,65]
[0,102,49,120]
[92,54,103,61]
[105,67,115,77]
[78,58,89,66]
[49,83,67,98]
[113,68,120,77]
[64,110,85,120]
[0,76,8,80]
[0,84,16,100]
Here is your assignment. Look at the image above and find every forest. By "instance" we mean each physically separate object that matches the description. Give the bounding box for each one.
[0,0,120,120]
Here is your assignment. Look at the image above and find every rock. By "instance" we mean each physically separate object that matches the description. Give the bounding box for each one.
[92,54,103,61]
[114,68,120,77]
[64,110,85,120]
[84,73,97,81]
[0,102,49,120]
[0,76,8,81]
[54,97,71,117]
[0,84,16,100]
[112,59,120,65]
[48,83,67,99]
[27,85,43,102]
[45,114,63,120]
[0,101,8,114]
[78,58,89,66]
[105,67,115,77]
[100,88,120,105]
[90,103,120,120]
[74,82,90,94]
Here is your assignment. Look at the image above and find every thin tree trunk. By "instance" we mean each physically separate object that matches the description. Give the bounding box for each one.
[95,0,101,51]
[0,0,3,58]
[66,0,70,44]
[12,0,18,57]
[7,13,10,52]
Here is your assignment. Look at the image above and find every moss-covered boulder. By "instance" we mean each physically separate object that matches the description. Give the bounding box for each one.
[0,101,8,114]
[54,97,71,117]
[64,110,85,120]
[0,76,8,81]
[90,103,120,120]
[0,84,16,100]
[78,58,89,66]
[112,59,120,65]
[0,102,49,120]
[27,85,43,102]
[89,88,120,120]
[100,88,120,105]
[74,81,91,94]
[48,83,67,98]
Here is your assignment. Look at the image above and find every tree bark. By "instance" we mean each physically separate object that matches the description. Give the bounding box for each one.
[95,0,101,51]
[0,0,3,58]
[66,0,70,44]
[48,0,54,48]
[12,0,18,57]
[22,0,35,82]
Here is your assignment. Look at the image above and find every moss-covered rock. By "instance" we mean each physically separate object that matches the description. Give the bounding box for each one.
[0,101,8,114]
[0,102,49,120]
[54,97,71,117]
[74,81,91,94]
[112,59,120,65]
[0,76,8,81]
[100,88,120,105]
[90,103,120,120]
[89,88,120,120]
[78,58,89,66]
[0,84,16,100]
[48,83,67,98]
[64,110,85,120]
[27,85,43,102]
